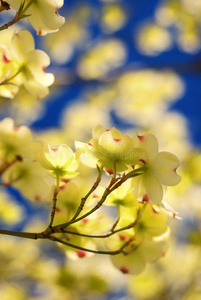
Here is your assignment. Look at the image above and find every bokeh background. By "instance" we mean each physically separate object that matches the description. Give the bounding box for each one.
[0,0,201,299]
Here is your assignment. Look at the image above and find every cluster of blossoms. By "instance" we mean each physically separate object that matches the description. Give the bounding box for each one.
[0,0,65,101]
[0,119,181,274]
[5,0,65,35]
[77,125,181,205]
[0,29,54,99]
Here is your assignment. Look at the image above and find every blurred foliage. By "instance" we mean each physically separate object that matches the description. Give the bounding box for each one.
[137,0,201,54]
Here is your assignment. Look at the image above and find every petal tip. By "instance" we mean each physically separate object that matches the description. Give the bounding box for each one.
[142,194,150,203]
[76,250,87,258]
[137,134,146,142]
[120,266,130,274]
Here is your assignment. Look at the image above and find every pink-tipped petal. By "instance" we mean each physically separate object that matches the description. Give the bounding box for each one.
[152,151,181,186]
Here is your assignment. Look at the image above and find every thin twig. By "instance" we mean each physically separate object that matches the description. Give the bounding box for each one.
[53,203,147,238]
[53,168,144,230]
[48,175,60,228]
[0,69,22,86]
[48,189,59,228]
[0,0,32,32]
[47,234,134,255]
[69,165,103,222]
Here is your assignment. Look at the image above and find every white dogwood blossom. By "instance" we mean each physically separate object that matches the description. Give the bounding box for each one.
[6,0,65,35]
[131,133,181,204]
[37,144,79,179]
[0,30,54,99]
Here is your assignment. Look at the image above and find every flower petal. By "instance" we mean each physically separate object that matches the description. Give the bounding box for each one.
[99,131,134,158]
[29,1,65,35]
[152,151,181,186]
[25,50,54,86]
[111,248,146,275]
[75,141,98,168]
[92,125,106,138]
[11,31,35,61]
[25,79,49,98]
[143,172,164,204]
[142,239,168,262]
[25,50,50,70]
[131,176,145,200]
[133,133,159,164]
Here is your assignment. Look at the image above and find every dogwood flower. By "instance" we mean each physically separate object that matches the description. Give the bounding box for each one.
[119,203,168,241]
[111,237,168,275]
[10,30,54,98]
[0,30,54,99]
[0,118,37,162]
[6,0,65,35]
[76,125,139,174]
[54,181,106,227]
[37,144,79,179]
[0,28,19,98]
[131,133,181,204]
[108,203,169,275]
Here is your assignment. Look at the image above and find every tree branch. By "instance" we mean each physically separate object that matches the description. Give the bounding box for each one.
[47,234,134,255]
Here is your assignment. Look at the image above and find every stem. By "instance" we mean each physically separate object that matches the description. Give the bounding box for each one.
[111,161,117,183]
[0,0,33,32]
[23,0,35,12]
[69,165,103,222]
[0,69,22,86]
[107,162,118,189]
[110,205,121,232]
[54,203,147,238]
[70,169,144,223]
[109,168,144,193]
[47,235,133,255]
[110,202,148,234]
[56,174,60,191]
[0,201,147,260]
[48,175,60,228]
[0,229,39,239]
[53,186,111,230]
[53,168,144,230]
[0,166,146,259]
[0,203,147,241]
[0,227,133,255]
[0,12,19,31]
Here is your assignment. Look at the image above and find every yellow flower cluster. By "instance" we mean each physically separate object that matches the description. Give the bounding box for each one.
[0,29,54,99]
[6,0,65,35]
[77,125,181,205]
[0,119,181,275]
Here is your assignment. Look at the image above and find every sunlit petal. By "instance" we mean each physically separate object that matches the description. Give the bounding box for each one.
[152,151,181,186]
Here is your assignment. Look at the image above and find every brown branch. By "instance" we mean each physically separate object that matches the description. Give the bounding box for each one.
[47,234,134,256]
[69,165,103,222]
[53,203,147,239]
